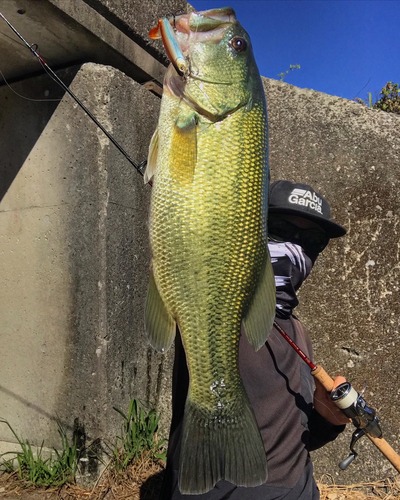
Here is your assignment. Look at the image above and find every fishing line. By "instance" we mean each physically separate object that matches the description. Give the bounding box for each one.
[0,67,62,101]
[0,12,149,180]
[353,77,371,100]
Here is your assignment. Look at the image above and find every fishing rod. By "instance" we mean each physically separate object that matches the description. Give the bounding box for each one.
[273,320,400,473]
[0,12,148,180]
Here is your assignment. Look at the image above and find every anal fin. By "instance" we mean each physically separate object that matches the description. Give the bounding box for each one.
[145,269,176,352]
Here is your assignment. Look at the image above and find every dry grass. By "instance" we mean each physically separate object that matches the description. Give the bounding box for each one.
[0,453,165,500]
[86,454,165,500]
[1,464,400,499]
[317,476,400,500]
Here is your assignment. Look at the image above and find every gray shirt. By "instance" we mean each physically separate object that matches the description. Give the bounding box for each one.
[159,316,343,499]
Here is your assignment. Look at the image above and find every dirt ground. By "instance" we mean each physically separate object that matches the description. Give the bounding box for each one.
[1,467,400,500]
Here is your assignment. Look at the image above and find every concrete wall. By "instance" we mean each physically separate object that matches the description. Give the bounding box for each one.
[263,77,400,483]
[0,64,174,478]
[0,0,183,481]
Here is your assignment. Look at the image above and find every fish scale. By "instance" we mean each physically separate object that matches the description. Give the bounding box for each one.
[145,7,276,494]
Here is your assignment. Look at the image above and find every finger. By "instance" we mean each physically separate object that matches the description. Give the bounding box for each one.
[332,375,346,389]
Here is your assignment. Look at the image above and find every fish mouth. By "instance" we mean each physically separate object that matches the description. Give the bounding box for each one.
[149,8,237,76]
[175,7,236,40]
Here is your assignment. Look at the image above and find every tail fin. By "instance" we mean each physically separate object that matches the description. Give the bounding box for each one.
[178,394,267,494]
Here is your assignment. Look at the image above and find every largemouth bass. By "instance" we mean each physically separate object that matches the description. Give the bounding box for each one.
[145,7,275,494]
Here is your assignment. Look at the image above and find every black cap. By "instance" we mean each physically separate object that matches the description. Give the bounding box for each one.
[268,180,346,238]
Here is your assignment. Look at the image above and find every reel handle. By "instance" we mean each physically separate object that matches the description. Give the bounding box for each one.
[311,365,400,474]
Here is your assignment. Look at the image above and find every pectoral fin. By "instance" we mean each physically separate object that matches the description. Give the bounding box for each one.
[170,114,197,183]
[145,269,176,352]
[243,252,276,350]
[144,128,159,184]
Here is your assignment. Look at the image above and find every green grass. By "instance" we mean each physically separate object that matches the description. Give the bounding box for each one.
[0,418,79,487]
[112,399,167,472]
[0,399,166,485]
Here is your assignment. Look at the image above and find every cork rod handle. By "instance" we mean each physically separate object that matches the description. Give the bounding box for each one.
[367,435,400,473]
[311,364,334,391]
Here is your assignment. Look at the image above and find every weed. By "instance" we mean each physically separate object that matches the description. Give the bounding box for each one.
[277,64,301,82]
[355,81,400,114]
[0,418,79,487]
[112,399,166,472]
[0,456,14,474]
[374,82,400,114]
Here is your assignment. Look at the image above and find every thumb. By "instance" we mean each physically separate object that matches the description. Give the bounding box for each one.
[332,375,346,390]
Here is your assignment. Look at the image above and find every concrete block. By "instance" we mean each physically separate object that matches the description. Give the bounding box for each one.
[263,77,400,483]
[0,0,165,84]
[0,63,173,468]
[80,0,188,60]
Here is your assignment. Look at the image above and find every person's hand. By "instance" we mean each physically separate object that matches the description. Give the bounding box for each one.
[313,376,351,426]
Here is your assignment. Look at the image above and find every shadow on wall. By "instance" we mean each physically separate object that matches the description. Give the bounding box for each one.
[0,384,74,433]
[0,67,79,201]
[0,384,103,480]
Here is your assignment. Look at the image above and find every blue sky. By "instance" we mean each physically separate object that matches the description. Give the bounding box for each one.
[191,1,400,102]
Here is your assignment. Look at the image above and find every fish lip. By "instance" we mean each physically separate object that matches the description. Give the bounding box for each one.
[173,7,236,33]
[187,73,234,86]
[163,8,237,54]
[150,7,236,39]
[150,8,238,78]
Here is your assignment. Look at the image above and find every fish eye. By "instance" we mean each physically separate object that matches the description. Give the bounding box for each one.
[230,37,247,52]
